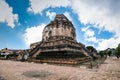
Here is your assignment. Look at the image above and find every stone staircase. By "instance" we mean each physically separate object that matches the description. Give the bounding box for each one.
[29,41,45,58]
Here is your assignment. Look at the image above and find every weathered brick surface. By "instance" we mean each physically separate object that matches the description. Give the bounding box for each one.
[42,14,76,41]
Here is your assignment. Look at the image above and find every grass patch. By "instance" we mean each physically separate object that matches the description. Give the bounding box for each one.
[22,70,52,78]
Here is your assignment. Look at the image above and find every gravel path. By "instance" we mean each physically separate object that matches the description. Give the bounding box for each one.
[89,57,120,80]
[0,57,120,80]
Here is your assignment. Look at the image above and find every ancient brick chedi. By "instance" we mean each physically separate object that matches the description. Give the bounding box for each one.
[30,14,90,64]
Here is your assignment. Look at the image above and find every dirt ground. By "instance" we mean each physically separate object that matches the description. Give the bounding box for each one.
[0,57,120,80]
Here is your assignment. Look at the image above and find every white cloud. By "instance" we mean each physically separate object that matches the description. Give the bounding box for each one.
[46,11,56,20]
[28,0,120,36]
[85,29,94,37]
[28,0,71,14]
[81,26,120,50]
[71,0,120,35]
[27,7,33,12]
[81,26,97,42]
[72,0,120,50]
[97,37,120,50]
[27,0,120,50]
[81,26,90,32]
[64,12,72,21]
[85,37,99,43]
[0,0,18,28]
[23,24,46,46]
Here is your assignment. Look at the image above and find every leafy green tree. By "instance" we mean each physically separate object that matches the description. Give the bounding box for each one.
[106,48,112,56]
[115,43,120,58]
[0,53,5,57]
[98,49,108,58]
[86,46,97,53]
[86,46,97,61]
[7,52,18,58]
[0,52,1,57]
[99,51,104,58]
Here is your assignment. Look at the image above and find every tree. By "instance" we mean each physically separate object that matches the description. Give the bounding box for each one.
[7,53,18,58]
[86,46,97,61]
[99,51,104,58]
[106,48,112,56]
[86,46,97,52]
[98,49,109,58]
[115,43,120,58]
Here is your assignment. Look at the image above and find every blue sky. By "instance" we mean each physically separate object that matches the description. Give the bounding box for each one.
[0,0,120,50]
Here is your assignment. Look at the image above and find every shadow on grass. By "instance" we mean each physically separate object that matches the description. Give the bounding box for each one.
[22,70,53,78]
[0,76,5,80]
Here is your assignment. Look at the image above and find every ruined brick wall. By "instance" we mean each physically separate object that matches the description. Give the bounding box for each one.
[42,14,76,41]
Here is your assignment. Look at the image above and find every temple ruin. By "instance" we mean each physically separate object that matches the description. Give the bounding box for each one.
[29,14,91,64]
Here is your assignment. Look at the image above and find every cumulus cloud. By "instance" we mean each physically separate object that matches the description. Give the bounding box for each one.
[71,0,120,34]
[27,0,120,50]
[72,0,120,50]
[28,0,120,34]
[97,37,120,50]
[28,0,71,14]
[86,37,99,43]
[28,0,120,35]
[81,26,98,43]
[81,26,120,50]
[46,11,56,20]
[0,0,18,28]
[81,27,94,38]
[23,24,46,46]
